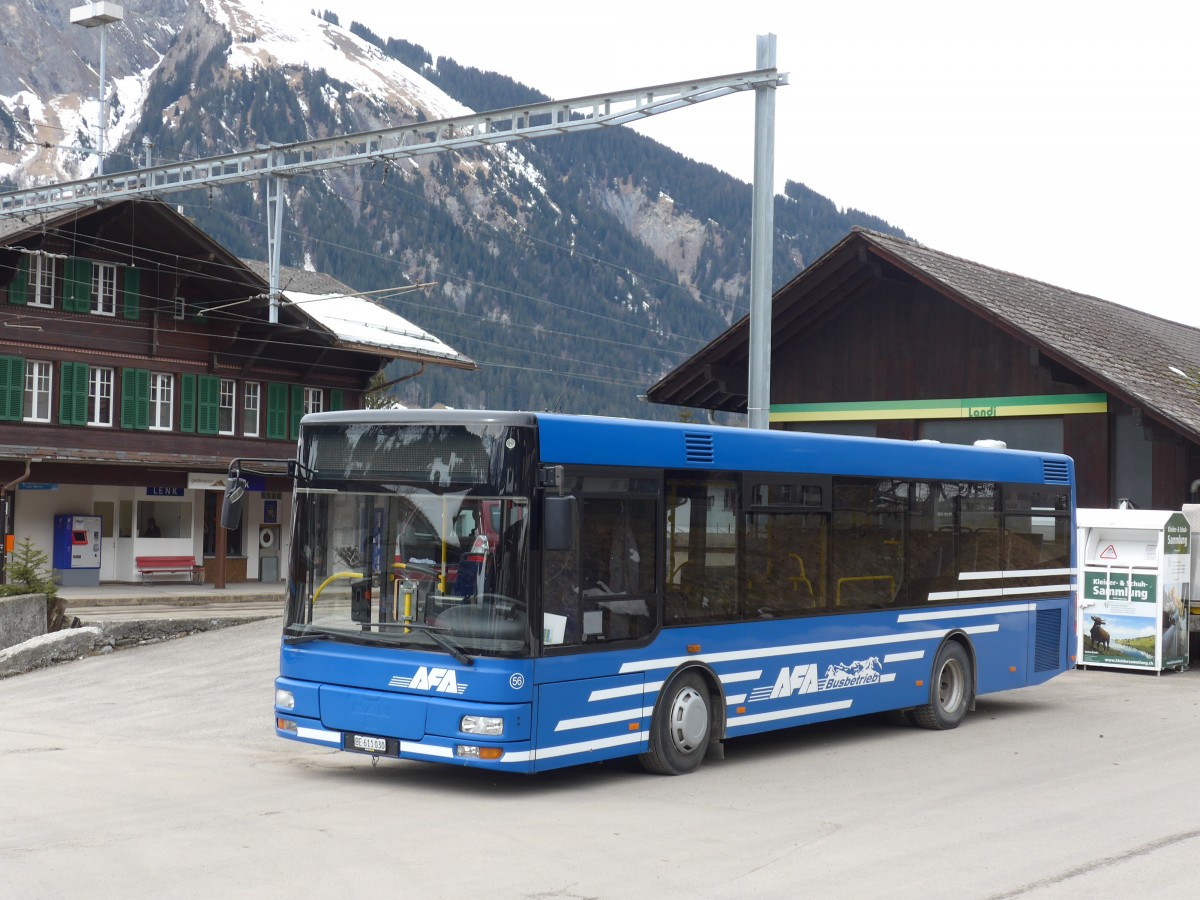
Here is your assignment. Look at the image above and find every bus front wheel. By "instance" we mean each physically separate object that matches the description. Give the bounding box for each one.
[640,671,711,775]
[913,641,973,730]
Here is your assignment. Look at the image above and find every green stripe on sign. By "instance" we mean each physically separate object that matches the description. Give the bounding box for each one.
[771,393,1107,423]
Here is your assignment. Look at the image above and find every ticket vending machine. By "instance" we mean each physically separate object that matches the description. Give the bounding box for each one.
[53,514,102,588]
[1076,509,1190,672]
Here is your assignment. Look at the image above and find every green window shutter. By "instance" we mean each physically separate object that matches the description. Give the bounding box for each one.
[198,375,219,434]
[122,267,141,320]
[121,368,149,430]
[136,370,150,430]
[289,385,304,441]
[329,389,344,411]
[0,355,22,421]
[66,258,92,312]
[58,362,88,426]
[266,382,288,440]
[8,256,29,305]
[180,374,196,433]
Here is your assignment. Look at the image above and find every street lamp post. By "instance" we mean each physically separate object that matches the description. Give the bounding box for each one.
[70,2,124,176]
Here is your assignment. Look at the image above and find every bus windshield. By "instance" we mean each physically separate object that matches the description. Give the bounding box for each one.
[285,421,534,657]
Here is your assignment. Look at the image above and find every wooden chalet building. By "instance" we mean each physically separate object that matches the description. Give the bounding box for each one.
[648,228,1200,511]
[0,199,473,585]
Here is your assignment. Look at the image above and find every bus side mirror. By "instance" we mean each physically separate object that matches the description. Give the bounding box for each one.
[544,495,576,552]
[221,477,248,530]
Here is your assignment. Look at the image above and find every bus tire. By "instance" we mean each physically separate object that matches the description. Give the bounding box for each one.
[639,671,711,775]
[913,641,973,730]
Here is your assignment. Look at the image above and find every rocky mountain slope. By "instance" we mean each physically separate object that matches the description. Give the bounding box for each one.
[0,0,906,417]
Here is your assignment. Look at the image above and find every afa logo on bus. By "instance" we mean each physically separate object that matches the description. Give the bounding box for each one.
[750,657,885,702]
[389,666,468,694]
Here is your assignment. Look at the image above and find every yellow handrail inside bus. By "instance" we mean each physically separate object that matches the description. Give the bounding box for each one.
[311,571,363,607]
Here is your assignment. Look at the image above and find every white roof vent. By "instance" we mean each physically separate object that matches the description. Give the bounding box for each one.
[973,439,1007,449]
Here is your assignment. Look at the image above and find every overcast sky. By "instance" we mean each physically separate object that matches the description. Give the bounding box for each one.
[312,0,1197,327]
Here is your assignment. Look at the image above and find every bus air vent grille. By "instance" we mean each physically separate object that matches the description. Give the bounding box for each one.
[684,432,715,464]
[1042,459,1070,484]
[1034,607,1062,672]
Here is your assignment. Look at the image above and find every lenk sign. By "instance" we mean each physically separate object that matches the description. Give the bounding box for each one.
[1083,571,1156,603]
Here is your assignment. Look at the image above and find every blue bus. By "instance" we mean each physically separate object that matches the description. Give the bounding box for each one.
[224,409,1076,775]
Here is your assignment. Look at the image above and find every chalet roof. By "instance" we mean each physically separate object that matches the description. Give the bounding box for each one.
[648,228,1200,442]
[240,261,474,369]
[1,200,474,371]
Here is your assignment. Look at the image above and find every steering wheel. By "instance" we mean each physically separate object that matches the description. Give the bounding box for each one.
[433,594,526,639]
[476,593,526,616]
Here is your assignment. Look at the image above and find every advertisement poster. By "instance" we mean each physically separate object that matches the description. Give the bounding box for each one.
[1081,570,1158,667]
[1161,513,1190,667]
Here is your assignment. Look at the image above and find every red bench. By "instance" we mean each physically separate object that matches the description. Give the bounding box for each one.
[135,555,203,584]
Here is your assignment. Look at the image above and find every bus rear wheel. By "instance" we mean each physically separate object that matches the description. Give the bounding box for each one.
[640,671,711,775]
[913,641,973,730]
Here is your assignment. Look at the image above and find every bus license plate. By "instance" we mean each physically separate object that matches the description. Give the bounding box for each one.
[350,734,387,753]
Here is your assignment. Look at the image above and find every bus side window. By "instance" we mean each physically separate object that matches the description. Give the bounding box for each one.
[544,493,656,647]
[742,511,826,617]
[830,478,904,609]
[665,474,739,624]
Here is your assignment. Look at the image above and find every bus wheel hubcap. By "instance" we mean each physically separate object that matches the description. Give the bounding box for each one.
[669,687,707,753]
[939,659,965,712]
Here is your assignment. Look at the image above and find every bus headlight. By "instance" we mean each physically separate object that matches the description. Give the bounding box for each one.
[461,715,504,736]
[276,689,295,710]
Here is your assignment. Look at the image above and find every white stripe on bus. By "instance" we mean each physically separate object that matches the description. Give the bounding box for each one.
[900,602,1036,621]
[719,670,764,684]
[531,731,649,760]
[959,567,1076,581]
[924,584,1071,603]
[621,627,960,674]
[398,741,454,759]
[555,707,654,732]
[296,726,341,745]
[883,650,926,662]
[727,699,853,728]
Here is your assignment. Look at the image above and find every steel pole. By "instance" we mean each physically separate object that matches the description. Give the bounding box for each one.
[747,34,777,429]
[97,22,107,175]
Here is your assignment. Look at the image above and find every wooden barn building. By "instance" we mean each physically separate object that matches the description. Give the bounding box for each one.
[648,228,1200,511]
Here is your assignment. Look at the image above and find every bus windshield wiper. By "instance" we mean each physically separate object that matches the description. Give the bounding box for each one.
[284,624,332,644]
[283,625,375,647]
[378,621,474,666]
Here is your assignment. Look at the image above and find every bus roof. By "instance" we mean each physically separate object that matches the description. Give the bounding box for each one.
[299,409,1073,486]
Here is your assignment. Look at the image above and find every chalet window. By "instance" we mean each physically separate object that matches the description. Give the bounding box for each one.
[31,254,56,308]
[121,267,141,320]
[198,374,219,434]
[91,263,117,316]
[218,379,235,435]
[304,387,324,415]
[120,368,149,430]
[89,366,114,426]
[243,382,260,437]
[267,382,289,440]
[24,360,52,422]
[149,373,173,430]
[62,258,92,313]
[59,361,89,426]
[6,256,29,306]
[0,355,25,421]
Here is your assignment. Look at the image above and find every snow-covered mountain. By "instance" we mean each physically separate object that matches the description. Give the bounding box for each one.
[0,0,905,416]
